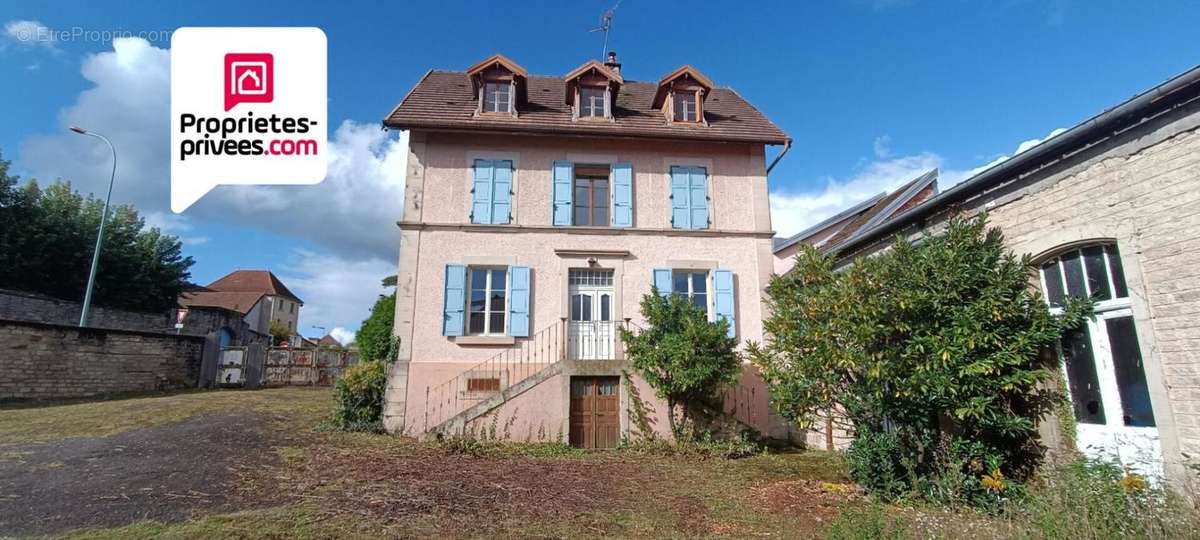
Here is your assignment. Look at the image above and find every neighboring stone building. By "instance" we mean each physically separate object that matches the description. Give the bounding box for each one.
[177,270,303,345]
[803,65,1200,493]
[382,53,790,445]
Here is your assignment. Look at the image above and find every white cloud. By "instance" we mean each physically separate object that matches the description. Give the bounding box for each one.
[330,327,356,345]
[4,20,55,49]
[17,37,407,262]
[276,250,393,336]
[15,37,405,332]
[770,152,944,238]
[872,135,892,159]
[966,127,1067,178]
[769,128,1070,238]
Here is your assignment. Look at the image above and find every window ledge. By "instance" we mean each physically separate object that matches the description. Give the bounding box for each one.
[453,335,516,346]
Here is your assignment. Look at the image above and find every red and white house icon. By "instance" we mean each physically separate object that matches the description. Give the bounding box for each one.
[224,53,274,111]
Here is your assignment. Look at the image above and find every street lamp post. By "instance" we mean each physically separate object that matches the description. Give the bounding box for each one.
[70,126,117,328]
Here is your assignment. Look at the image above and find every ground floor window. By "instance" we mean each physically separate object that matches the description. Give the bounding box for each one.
[468,267,508,335]
[672,270,709,314]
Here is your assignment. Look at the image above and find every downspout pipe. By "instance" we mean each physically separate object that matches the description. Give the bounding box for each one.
[765,138,792,175]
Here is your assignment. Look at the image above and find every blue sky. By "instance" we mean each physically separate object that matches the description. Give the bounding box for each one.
[2,0,1197,340]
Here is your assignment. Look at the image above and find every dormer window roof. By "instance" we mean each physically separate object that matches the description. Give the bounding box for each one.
[651,65,714,125]
[564,59,623,121]
[466,54,528,117]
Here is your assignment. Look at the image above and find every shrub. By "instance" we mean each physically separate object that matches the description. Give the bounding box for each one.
[356,293,396,362]
[1003,459,1200,539]
[750,215,1092,505]
[331,360,388,432]
[846,429,907,499]
[619,289,740,440]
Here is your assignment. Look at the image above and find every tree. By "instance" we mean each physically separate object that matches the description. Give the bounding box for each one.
[0,151,193,313]
[357,293,396,362]
[749,216,1090,501]
[619,290,740,440]
[269,320,291,345]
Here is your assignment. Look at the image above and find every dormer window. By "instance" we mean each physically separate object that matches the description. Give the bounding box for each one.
[565,59,623,122]
[652,65,714,126]
[580,87,607,118]
[484,81,511,114]
[673,91,698,122]
[466,54,528,118]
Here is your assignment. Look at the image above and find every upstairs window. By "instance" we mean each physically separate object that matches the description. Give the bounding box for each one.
[580,87,607,118]
[573,165,610,226]
[673,91,698,122]
[483,82,511,114]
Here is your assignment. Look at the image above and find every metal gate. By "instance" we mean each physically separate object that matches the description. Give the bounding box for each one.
[214,346,358,388]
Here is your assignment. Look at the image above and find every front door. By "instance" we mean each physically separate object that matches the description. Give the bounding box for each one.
[569,376,620,449]
[568,270,615,360]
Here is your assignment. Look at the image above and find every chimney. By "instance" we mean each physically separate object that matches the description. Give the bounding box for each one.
[604,51,621,75]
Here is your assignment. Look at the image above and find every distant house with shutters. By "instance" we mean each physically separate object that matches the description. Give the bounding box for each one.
[381,53,792,445]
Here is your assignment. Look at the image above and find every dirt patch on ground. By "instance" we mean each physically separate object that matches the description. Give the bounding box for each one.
[0,411,289,536]
[287,445,661,524]
[750,479,860,524]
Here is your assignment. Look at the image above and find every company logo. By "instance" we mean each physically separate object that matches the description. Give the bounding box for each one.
[171,27,327,213]
[224,53,274,111]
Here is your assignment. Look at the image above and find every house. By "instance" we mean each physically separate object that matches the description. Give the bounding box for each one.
[811,65,1200,493]
[381,53,791,445]
[177,270,303,344]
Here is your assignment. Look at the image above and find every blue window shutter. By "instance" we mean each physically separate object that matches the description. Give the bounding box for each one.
[492,160,512,224]
[714,269,736,338]
[471,160,493,224]
[552,161,574,226]
[690,166,709,230]
[653,268,673,297]
[507,266,530,337]
[612,162,633,228]
[442,264,467,336]
[670,166,690,229]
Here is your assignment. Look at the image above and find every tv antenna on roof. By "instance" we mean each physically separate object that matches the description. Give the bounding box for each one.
[589,0,623,60]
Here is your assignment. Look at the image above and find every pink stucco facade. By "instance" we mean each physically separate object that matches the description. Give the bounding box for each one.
[385,131,789,443]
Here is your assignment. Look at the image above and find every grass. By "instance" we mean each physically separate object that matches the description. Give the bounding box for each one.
[12,387,1196,539]
[0,387,332,445]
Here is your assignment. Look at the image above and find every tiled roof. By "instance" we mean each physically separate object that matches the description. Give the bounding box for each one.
[206,270,302,304]
[178,291,265,315]
[385,70,789,145]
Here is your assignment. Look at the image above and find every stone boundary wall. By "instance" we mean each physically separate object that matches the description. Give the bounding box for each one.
[0,288,171,334]
[0,319,205,401]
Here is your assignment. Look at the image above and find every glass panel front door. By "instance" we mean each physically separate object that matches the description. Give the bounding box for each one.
[568,270,615,360]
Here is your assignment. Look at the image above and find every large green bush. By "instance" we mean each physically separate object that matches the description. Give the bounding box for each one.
[619,290,740,439]
[331,360,388,432]
[750,216,1091,505]
[356,293,396,362]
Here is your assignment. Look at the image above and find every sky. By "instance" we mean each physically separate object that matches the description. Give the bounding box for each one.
[1,0,1197,343]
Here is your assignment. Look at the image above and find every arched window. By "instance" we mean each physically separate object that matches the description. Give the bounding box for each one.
[1037,242,1156,433]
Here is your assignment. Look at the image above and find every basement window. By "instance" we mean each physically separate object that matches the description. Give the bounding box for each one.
[466,377,501,393]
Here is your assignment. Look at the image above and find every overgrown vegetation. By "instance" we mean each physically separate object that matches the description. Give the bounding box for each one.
[356,292,396,362]
[0,152,193,312]
[750,216,1092,507]
[616,431,762,460]
[330,360,388,432]
[619,289,740,440]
